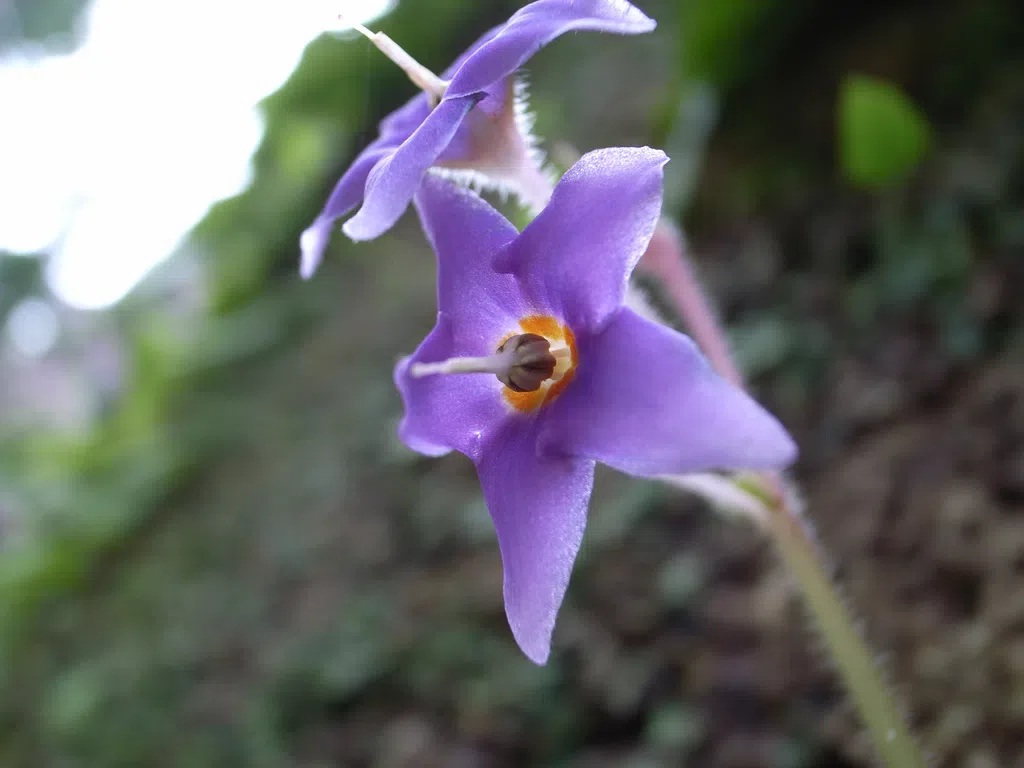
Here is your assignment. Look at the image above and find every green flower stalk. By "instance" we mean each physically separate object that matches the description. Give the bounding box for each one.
[642,219,927,768]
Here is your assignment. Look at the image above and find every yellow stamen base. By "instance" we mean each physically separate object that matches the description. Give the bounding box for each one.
[501,315,578,412]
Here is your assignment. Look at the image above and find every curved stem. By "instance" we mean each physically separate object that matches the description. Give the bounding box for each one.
[651,219,927,767]
[759,473,927,767]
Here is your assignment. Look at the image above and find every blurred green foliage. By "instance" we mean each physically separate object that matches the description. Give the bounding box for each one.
[0,255,43,325]
[839,75,932,188]
[677,0,812,89]
[1,0,89,52]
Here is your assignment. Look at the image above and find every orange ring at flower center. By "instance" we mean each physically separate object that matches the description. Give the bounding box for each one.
[499,315,578,412]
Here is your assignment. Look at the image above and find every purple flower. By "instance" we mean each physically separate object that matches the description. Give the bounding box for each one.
[395,148,797,664]
[300,0,656,278]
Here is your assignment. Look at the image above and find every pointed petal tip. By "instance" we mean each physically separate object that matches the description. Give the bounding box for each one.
[609,0,658,31]
[521,641,551,666]
[508,614,553,666]
[299,223,328,279]
[619,144,670,168]
[771,426,800,469]
[340,212,376,242]
[640,16,657,34]
[446,0,660,99]
[732,404,800,471]
[571,145,669,181]
[742,392,800,470]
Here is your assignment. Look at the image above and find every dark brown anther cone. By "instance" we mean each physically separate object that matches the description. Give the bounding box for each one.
[496,333,557,392]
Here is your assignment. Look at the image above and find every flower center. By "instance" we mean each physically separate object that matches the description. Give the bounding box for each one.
[407,314,578,413]
[499,315,578,412]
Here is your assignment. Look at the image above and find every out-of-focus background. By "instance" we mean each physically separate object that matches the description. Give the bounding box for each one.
[1,0,1021,765]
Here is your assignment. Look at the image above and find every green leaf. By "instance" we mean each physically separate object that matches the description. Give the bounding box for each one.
[839,74,932,188]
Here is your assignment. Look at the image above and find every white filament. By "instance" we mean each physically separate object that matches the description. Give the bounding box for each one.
[410,351,514,378]
[339,13,448,101]
[410,344,569,379]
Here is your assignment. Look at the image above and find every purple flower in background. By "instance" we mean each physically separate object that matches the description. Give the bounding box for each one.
[395,148,797,664]
[299,0,656,278]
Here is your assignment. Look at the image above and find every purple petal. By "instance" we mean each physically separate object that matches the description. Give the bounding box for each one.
[299,145,393,278]
[396,173,528,459]
[394,317,509,461]
[500,147,667,334]
[476,418,595,664]
[439,26,509,117]
[413,173,528,345]
[541,308,798,475]
[447,0,656,99]
[440,25,503,80]
[298,221,331,281]
[343,95,481,242]
[377,92,432,138]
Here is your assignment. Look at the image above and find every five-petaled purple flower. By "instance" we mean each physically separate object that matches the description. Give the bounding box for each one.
[300,0,655,278]
[395,148,797,664]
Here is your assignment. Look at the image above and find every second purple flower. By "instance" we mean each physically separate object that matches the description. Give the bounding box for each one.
[300,0,656,278]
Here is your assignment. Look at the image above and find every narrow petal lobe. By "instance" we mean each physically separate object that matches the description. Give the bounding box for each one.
[395,317,509,461]
[343,95,481,241]
[501,147,668,333]
[542,309,798,475]
[476,419,596,664]
[447,0,656,98]
[299,145,392,277]
[414,174,528,345]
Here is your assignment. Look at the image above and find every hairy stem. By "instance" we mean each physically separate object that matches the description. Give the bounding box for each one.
[650,220,927,766]
[759,474,927,767]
